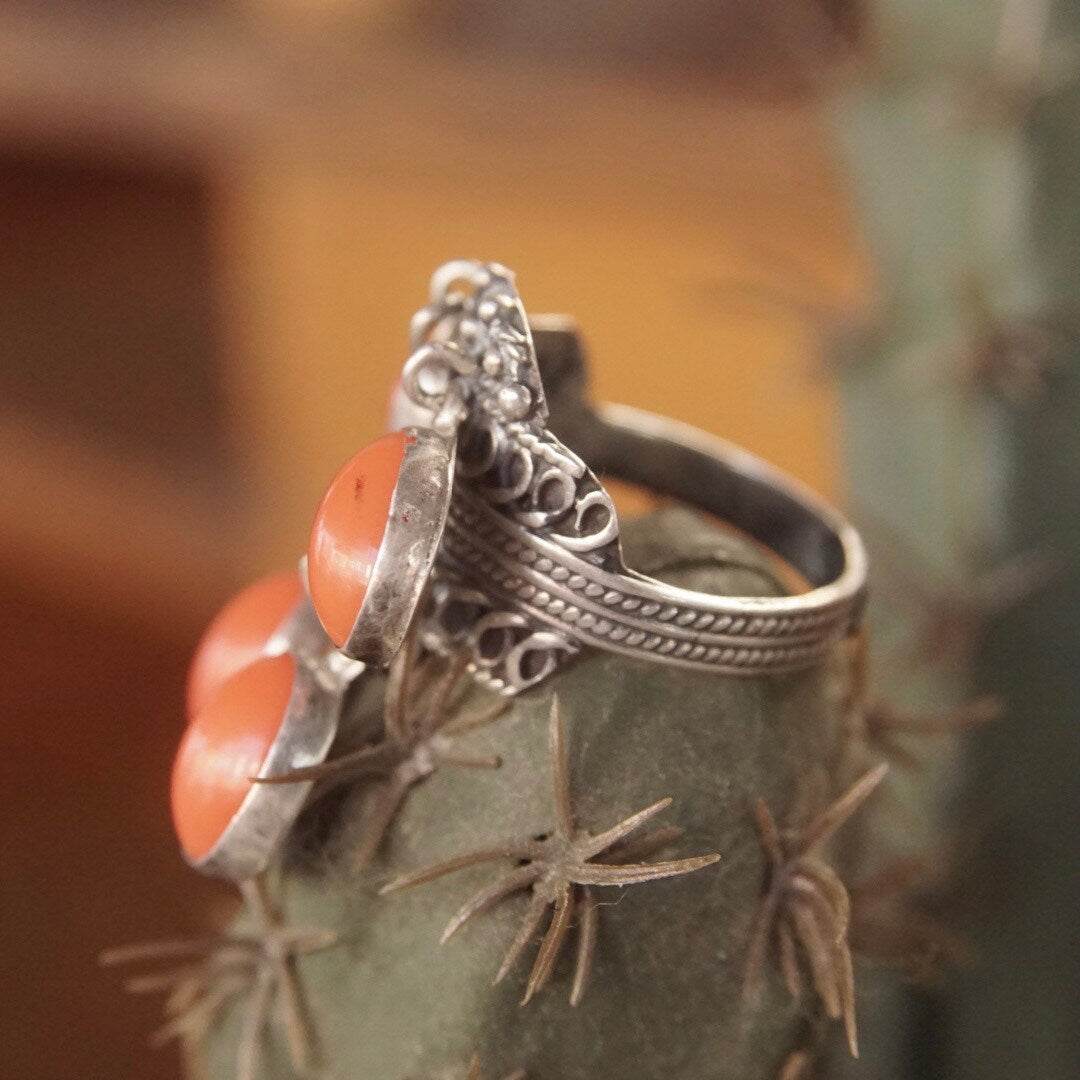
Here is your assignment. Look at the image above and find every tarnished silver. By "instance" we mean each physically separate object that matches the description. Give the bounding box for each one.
[340,426,455,666]
[190,599,365,881]
[389,260,868,694]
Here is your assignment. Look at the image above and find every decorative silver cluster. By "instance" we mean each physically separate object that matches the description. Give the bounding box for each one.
[404,260,621,569]
[405,260,547,427]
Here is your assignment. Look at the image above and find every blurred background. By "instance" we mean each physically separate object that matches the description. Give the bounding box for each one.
[1,1,1076,1078]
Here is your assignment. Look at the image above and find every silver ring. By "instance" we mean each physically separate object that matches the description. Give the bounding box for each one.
[336,260,867,695]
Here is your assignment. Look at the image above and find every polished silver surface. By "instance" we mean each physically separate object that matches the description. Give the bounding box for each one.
[399,260,868,694]
[190,599,365,881]
[342,426,455,666]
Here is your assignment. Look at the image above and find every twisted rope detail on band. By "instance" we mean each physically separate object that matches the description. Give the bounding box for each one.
[434,487,850,690]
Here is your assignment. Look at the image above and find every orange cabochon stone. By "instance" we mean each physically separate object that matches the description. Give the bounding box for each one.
[308,430,410,647]
[185,572,303,718]
[171,654,297,862]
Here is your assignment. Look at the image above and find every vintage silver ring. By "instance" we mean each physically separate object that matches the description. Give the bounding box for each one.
[305,260,868,696]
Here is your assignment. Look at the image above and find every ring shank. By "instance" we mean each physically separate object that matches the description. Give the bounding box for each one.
[564,402,859,596]
[427,306,867,689]
[438,397,866,685]
[531,319,865,614]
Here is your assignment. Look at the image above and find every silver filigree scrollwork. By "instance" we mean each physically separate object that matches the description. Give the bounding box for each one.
[404,260,621,565]
[422,578,578,694]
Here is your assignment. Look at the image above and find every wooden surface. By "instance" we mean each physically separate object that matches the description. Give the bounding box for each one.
[0,573,230,1080]
[0,7,869,609]
[221,52,866,568]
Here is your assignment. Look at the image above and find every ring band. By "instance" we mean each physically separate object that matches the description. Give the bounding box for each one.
[373,261,868,694]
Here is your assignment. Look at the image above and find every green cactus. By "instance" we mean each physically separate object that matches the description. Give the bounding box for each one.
[827,2,1080,1078]
[177,507,883,1080]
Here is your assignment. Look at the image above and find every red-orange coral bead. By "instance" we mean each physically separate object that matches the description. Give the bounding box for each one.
[171,654,297,862]
[308,430,409,647]
[185,572,303,719]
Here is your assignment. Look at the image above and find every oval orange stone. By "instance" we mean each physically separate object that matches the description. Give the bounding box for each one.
[186,572,303,718]
[171,654,297,862]
[308,430,409,647]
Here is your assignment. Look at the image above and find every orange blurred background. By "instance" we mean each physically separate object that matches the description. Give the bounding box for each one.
[0,3,868,1077]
